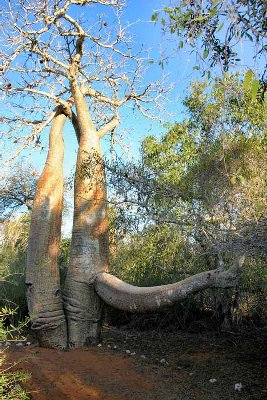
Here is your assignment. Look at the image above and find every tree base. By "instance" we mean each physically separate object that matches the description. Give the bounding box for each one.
[67,319,102,348]
[35,322,68,350]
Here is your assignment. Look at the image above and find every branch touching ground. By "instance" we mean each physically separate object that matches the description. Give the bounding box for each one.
[94,256,245,312]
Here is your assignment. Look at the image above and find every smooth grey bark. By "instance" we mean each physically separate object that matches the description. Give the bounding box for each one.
[94,257,245,312]
[26,108,67,349]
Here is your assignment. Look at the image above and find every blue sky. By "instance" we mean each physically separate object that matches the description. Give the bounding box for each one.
[16,0,200,175]
[1,0,265,233]
[1,0,265,175]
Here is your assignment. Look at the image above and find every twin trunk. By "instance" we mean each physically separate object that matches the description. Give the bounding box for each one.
[26,90,243,349]
[26,89,108,348]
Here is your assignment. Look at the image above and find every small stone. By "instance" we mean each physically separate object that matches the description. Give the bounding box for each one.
[26,342,31,346]
[5,342,11,346]
[140,355,146,359]
[160,358,166,364]
[234,383,243,392]
[16,342,23,347]
[113,345,117,349]
[209,378,217,383]
[97,343,102,347]
[130,352,136,356]
[126,350,131,354]
[189,372,194,376]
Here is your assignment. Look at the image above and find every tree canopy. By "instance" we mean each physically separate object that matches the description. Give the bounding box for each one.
[153,0,267,81]
[0,0,167,163]
[109,74,267,261]
[0,1,265,349]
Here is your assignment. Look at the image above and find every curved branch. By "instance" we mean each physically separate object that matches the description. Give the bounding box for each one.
[98,115,120,138]
[94,256,245,312]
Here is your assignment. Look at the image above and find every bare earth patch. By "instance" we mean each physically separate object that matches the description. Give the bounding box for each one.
[3,327,267,400]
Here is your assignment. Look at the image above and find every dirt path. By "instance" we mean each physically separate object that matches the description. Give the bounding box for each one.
[3,328,267,400]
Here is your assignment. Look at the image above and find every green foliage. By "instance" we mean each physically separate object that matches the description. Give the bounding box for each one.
[0,213,72,313]
[159,0,267,77]
[0,308,30,400]
[143,74,266,223]
[0,218,31,400]
[0,215,30,318]
[110,73,267,327]
[111,224,206,286]
[143,123,198,187]
[0,368,30,400]
[0,306,28,342]
[111,224,266,327]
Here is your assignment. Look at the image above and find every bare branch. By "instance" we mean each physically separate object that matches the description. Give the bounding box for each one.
[98,114,120,138]
[83,86,124,107]
[95,256,246,312]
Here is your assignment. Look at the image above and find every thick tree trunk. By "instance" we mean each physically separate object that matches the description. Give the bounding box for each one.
[26,109,67,349]
[94,257,245,312]
[64,82,108,347]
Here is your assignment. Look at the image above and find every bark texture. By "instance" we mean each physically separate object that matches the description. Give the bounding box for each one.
[95,257,245,312]
[26,109,67,349]
[64,80,108,347]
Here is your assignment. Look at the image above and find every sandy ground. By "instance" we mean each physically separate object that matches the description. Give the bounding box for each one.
[2,327,267,400]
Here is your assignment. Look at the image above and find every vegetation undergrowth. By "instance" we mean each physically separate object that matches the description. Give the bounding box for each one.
[0,225,30,400]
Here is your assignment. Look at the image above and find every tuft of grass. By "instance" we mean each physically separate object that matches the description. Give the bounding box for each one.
[0,307,30,400]
[0,367,30,400]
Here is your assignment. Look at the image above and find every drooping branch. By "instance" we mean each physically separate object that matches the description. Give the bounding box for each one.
[94,256,245,312]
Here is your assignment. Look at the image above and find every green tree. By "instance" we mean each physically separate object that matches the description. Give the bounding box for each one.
[154,0,267,80]
[110,74,267,326]
[0,215,30,317]
[110,73,266,271]
[0,1,249,348]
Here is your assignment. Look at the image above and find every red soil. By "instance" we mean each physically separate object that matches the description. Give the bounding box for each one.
[6,346,159,400]
[3,328,267,400]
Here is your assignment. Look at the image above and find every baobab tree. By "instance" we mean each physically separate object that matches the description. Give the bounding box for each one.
[0,0,245,349]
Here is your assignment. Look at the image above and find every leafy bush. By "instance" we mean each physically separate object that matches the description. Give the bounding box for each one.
[110,223,267,330]
[0,215,30,321]
[0,369,29,400]
[109,75,267,331]
[0,307,30,400]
